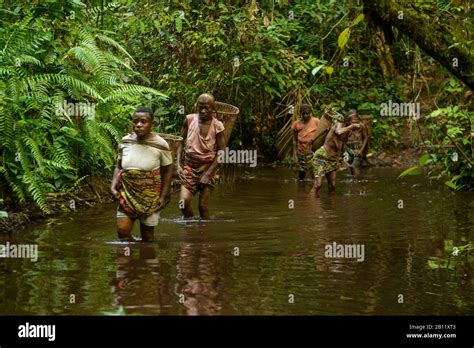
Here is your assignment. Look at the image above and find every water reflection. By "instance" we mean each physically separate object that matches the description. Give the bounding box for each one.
[176,224,223,315]
[0,167,472,315]
[110,242,176,315]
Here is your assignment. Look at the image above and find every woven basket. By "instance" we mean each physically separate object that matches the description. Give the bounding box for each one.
[359,115,373,152]
[359,115,373,135]
[156,133,183,157]
[311,115,333,151]
[213,101,240,146]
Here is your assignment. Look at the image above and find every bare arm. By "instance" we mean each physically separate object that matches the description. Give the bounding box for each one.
[335,122,359,136]
[176,117,188,172]
[157,164,173,209]
[110,152,122,199]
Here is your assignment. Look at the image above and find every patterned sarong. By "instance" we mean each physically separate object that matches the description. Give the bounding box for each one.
[297,152,314,172]
[117,168,161,218]
[311,147,338,177]
[179,158,219,195]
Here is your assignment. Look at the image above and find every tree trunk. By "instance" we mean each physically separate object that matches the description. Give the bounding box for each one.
[373,27,397,80]
[363,0,474,89]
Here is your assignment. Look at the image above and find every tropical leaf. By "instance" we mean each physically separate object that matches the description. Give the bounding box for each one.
[398,166,423,178]
[352,13,365,26]
[338,28,350,48]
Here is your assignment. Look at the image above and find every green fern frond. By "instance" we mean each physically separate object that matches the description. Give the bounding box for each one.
[43,159,75,171]
[78,28,96,47]
[66,175,89,193]
[103,51,132,71]
[0,110,15,147]
[16,54,43,67]
[2,169,26,203]
[26,74,103,101]
[14,140,32,172]
[102,85,167,103]
[0,68,11,76]
[24,136,44,170]
[86,2,119,21]
[95,34,136,63]
[68,46,101,74]
[98,122,121,143]
[52,141,73,168]
[1,15,33,55]
[84,120,114,168]
[23,171,51,213]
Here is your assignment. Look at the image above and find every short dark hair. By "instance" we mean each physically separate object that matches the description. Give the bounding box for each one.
[300,104,312,113]
[345,111,360,122]
[134,106,154,120]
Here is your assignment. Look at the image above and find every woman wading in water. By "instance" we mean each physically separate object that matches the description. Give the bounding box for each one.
[110,106,173,242]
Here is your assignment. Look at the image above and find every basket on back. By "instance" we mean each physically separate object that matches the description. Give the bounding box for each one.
[359,115,373,152]
[213,101,240,146]
[156,133,183,157]
[359,115,373,135]
[311,115,333,151]
[311,110,343,151]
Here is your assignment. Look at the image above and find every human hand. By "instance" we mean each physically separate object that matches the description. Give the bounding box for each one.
[111,188,120,200]
[177,164,183,174]
[156,196,166,211]
[200,174,211,185]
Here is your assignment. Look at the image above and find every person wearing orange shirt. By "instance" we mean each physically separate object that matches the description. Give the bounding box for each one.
[292,104,320,181]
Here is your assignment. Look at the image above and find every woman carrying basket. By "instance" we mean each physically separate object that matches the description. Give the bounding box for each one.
[110,106,174,241]
[176,93,225,219]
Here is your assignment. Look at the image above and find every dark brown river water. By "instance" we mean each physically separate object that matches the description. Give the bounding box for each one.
[1,167,472,315]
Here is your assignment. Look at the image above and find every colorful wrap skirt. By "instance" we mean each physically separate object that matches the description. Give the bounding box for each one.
[117,168,161,218]
[297,152,314,172]
[179,157,219,195]
[311,147,338,177]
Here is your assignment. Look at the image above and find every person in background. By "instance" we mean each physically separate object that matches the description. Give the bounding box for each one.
[176,93,225,219]
[310,112,361,196]
[292,104,320,180]
[344,109,369,176]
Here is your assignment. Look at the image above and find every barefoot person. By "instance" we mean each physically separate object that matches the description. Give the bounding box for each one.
[292,104,320,180]
[110,106,173,242]
[176,93,225,219]
[344,109,369,176]
[310,112,361,196]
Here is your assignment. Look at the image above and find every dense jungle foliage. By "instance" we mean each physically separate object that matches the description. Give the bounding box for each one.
[0,0,472,214]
